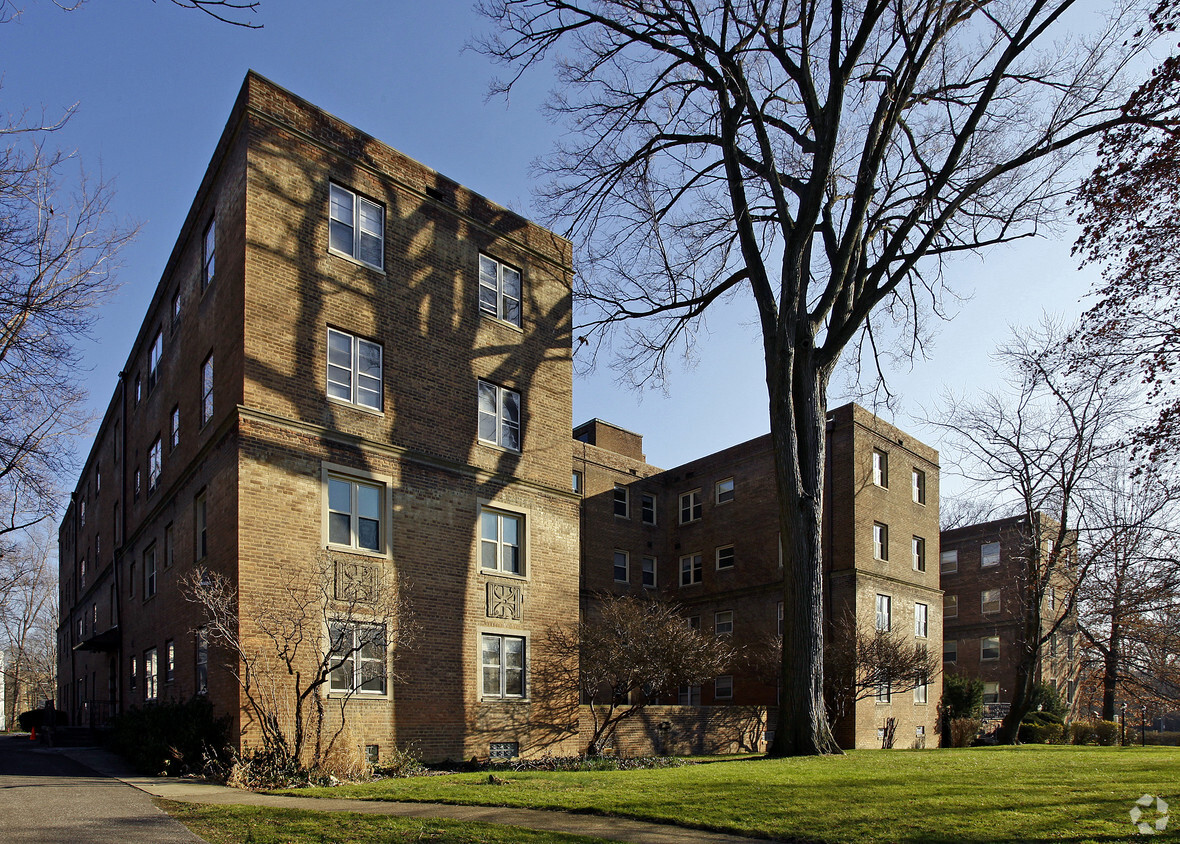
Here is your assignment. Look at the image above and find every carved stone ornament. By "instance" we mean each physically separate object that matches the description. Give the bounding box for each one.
[486,581,523,620]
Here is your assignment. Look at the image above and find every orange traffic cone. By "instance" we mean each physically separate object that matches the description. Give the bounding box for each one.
[29,726,35,741]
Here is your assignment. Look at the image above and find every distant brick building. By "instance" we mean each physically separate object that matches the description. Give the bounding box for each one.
[572,403,943,750]
[939,514,1080,723]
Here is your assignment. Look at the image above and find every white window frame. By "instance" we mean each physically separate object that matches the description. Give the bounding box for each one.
[148,331,163,393]
[875,680,892,703]
[981,588,1001,614]
[914,602,928,638]
[477,380,521,452]
[715,477,734,504]
[144,647,158,702]
[326,328,383,411]
[944,639,958,663]
[613,550,629,583]
[329,183,384,270]
[478,254,522,328]
[170,406,180,451]
[148,437,162,492]
[914,674,928,704]
[714,675,733,700]
[912,535,925,572]
[201,353,214,427]
[323,466,389,556]
[572,470,582,495]
[202,217,216,290]
[640,493,657,525]
[165,639,175,684]
[873,522,889,561]
[196,626,208,694]
[981,636,1001,661]
[876,594,892,632]
[912,467,926,504]
[716,545,735,570]
[480,631,526,700]
[328,621,388,696]
[480,506,525,576]
[940,549,958,574]
[714,610,733,636]
[679,489,702,524]
[983,681,1000,704]
[873,449,888,488]
[981,541,1001,567]
[144,544,157,599]
[641,556,656,588]
[613,485,629,518]
[943,594,958,619]
[679,553,702,586]
[194,491,208,560]
[678,684,701,705]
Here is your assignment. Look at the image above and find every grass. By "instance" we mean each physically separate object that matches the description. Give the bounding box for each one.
[157,799,615,844]
[277,746,1180,843]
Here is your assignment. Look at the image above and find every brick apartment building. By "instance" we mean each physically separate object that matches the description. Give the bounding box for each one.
[57,71,581,762]
[940,515,1080,722]
[572,403,944,750]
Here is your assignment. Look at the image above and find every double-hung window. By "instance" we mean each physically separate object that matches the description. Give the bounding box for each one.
[201,354,214,426]
[983,681,1000,704]
[170,406,180,450]
[940,549,958,574]
[641,556,656,588]
[144,544,157,598]
[714,675,733,700]
[873,522,889,561]
[327,476,383,553]
[981,588,1001,614]
[144,647,158,701]
[148,331,163,393]
[912,536,926,572]
[875,594,892,632]
[641,493,656,525]
[914,602,928,638]
[714,610,733,636]
[202,218,216,290]
[716,545,735,569]
[981,636,1001,661]
[329,622,387,694]
[477,380,521,452]
[914,673,929,704]
[327,328,383,410]
[912,468,926,503]
[680,553,703,586]
[981,541,1001,567]
[481,633,525,698]
[148,437,162,492]
[613,550,629,583]
[872,449,888,487]
[196,627,208,694]
[613,485,629,518]
[329,184,384,270]
[944,639,958,663]
[679,490,702,524]
[943,594,958,618]
[166,639,175,683]
[715,478,734,504]
[480,508,523,575]
[478,254,522,327]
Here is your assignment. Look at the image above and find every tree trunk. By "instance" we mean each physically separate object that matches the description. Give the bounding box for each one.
[1101,622,1121,722]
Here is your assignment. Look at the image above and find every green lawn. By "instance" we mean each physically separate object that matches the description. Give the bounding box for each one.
[158,800,615,844]
[279,746,1180,843]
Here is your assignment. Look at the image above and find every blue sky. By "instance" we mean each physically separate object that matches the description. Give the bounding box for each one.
[1,1,1103,493]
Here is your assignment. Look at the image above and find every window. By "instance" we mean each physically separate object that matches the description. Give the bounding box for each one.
[572,471,582,495]
[641,493,656,525]
[480,508,523,575]
[981,636,1000,661]
[678,684,701,705]
[144,647,158,701]
[196,626,208,694]
[914,603,928,638]
[943,594,958,618]
[1050,632,1058,657]
[134,467,141,500]
[714,675,733,700]
[940,549,958,574]
[79,557,86,589]
[365,744,380,764]
[875,594,892,632]
[202,217,216,290]
[148,331,163,392]
[687,615,700,630]
[981,541,1001,567]
[129,655,137,691]
[715,477,734,504]
[943,639,958,663]
[1048,586,1056,611]
[873,522,889,561]
[95,534,101,564]
[716,545,735,569]
[679,490,702,524]
[679,553,703,586]
[714,610,733,636]
[983,681,1000,704]
[134,374,142,405]
[914,673,928,704]
[478,254,522,327]
[144,545,157,599]
[912,536,925,572]
[613,550,629,583]
[170,406,180,450]
[477,380,521,451]
[329,183,384,269]
[327,476,384,553]
[981,588,1001,614]
[327,328,383,410]
[96,465,100,495]
[194,491,208,560]
[641,556,656,588]
[481,633,525,698]
[165,639,175,683]
[329,622,388,694]
[875,680,891,703]
[148,437,162,492]
[872,449,888,487]
[201,354,214,426]
[778,601,784,636]
[171,289,182,330]
[613,485,629,518]
[80,499,86,527]
[912,468,926,504]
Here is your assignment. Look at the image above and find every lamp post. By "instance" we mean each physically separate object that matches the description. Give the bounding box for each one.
[1142,705,1148,747]
[1121,702,1127,747]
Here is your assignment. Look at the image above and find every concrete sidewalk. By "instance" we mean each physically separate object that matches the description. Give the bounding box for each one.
[55,746,769,844]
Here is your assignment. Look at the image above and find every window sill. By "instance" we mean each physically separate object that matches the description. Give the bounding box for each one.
[480,569,528,583]
[327,692,390,701]
[480,696,529,704]
[328,247,386,276]
[327,395,385,417]
[325,543,390,561]
[477,439,522,456]
[480,314,525,334]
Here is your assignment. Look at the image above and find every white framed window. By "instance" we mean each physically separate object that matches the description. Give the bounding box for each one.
[872,449,888,488]
[914,603,928,638]
[981,541,1001,567]
[202,217,216,290]
[678,684,701,705]
[134,467,141,500]
[148,331,163,393]
[144,647,158,701]
[912,468,926,504]
[680,553,703,586]
[876,594,892,631]
[478,254,522,327]
[481,508,523,575]
[148,437,162,492]
[943,639,957,663]
[981,636,1000,661]
[714,610,733,636]
[641,493,656,525]
[572,471,582,495]
[716,545,735,569]
[983,681,1000,704]
[1050,632,1058,657]
[170,406,180,451]
[679,490,702,524]
[687,615,700,630]
[327,328,383,411]
[481,632,525,699]
[715,477,734,504]
[201,353,214,426]
[641,556,656,588]
[171,289,182,331]
[613,550,629,583]
[873,522,889,561]
[165,639,175,683]
[981,588,1001,614]
[329,622,387,695]
[940,549,958,574]
[129,655,137,691]
[613,485,629,518]
[196,626,208,694]
[914,673,928,704]
[326,475,384,553]
[875,680,891,703]
[329,183,384,270]
[714,675,733,700]
[144,544,157,598]
[912,536,925,572]
[1048,586,1056,611]
[477,380,521,452]
[943,594,958,618]
[194,491,208,560]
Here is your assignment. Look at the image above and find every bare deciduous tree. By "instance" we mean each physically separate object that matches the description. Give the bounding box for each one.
[182,553,415,770]
[538,594,733,755]
[0,525,57,725]
[479,0,1161,755]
